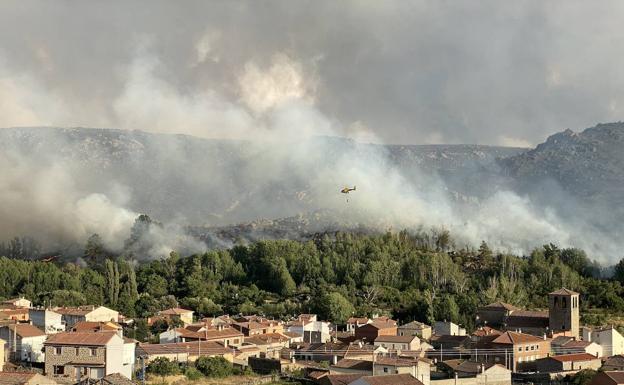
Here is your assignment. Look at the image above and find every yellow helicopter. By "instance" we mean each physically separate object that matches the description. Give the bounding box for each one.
[340,186,356,194]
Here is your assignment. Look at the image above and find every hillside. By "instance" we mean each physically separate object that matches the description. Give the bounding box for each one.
[0,127,525,225]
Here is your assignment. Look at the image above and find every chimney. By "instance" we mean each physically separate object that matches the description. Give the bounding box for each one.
[332,355,338,365]
[481,364,485,374]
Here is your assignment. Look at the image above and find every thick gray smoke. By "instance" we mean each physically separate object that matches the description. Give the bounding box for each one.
[1,1,623,262]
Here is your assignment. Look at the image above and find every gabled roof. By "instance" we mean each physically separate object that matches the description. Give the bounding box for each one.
[481,302,519,311]
[0,372,37,385]
[159,308,193,316]
[547,353,599,362]
[472,326,502,337]
[332,358,373,371]
[244,333,289,345]
[505,310,549,328]
[362,321,397,330]
[347,317,370,324]
[590,372,624,385]
[399,321,430,329]
[374,357,419,367]
[549,288,579,296]
[4,324,46,338]
[45,331,118,346]
[357,374,424,385]
[72,321,121,332]
[374,335,417,343]
[492,331,545,345]
[321,374,364,385]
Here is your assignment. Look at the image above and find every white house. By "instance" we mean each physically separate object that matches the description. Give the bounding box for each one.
[288,314,331,343]
[583,326,624,357]
[30,309,65,334]
[2,298,32,309]
[55,306,119,328]
[0,324,47,363]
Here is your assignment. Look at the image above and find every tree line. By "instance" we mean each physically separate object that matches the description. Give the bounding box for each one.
[1,229,624,339]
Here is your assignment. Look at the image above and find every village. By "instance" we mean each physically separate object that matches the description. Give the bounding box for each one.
[0,289,621,385]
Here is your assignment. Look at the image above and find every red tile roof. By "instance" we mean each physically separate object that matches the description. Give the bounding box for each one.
[358,374,424,385]
[5,324,45,338]
[332,358,373,371]
[549,353,599,362]
[159,308,193,316]
[374,335,417,343]
[492,331,545,345]
[45,331,118,346]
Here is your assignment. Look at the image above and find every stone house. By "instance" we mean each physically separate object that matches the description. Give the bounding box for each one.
[44,331,133,379]
[347,317,372,334]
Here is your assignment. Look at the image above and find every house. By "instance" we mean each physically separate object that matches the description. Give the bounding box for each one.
[554,340,602,358]
[72,321,122,335]
[583,326,624,357]
[429,335,471,350]
[372,357,430,385]
[483,331,551,372]
[136,341,234,364]
[503,310,549,337]
[151,308,194,326]
[244,333,290,359]
[589,371,624,385]
[374,335,420,354]
[347,318,371,334]
[0,324,47,363]
[355,321,397,343]
[398,321,432,340]
[349,374,424,385]
[476,302,519,327]
[331,359,373,375]
[535,353,601,373]
[437,361,511,385]
[44,331,134,379]
[372,316,398,326]
[159,325,243,346]
[29,309,65,334]
[0,372,58,385]
[0,309,29,322]
[318,374,364,385]
[289,342,385,363]
[288,314,332,343]
[233,319,284,336]
[602,355,624,371]
[2,298,32,309]
[55,306,119,328]
[433,322,465,337]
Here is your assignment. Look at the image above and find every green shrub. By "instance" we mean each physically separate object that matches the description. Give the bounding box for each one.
[147,357,180,377]
[184,367,203,381]
[194,356,233,378]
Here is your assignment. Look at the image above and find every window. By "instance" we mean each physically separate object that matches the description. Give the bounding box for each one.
[383,367,388,373]
[90,348,97,356]
[518,347,522,352]
[530,346,534,351]
[75,347,80,355]
[525,346,529,351]
[562,297,567,308]
[55,347,62,355]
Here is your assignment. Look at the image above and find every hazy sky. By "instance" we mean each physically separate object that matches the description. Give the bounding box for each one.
[1,1,624,146]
